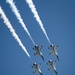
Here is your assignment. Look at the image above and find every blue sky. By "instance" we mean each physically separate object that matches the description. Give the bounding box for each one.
[0,0,75,75]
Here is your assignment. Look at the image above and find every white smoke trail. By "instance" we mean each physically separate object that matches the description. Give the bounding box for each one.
[6,0,35,45]
[0,6,30,58]
[26,0,51,44]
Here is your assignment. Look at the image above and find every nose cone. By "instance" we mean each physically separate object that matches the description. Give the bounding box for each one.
[33,62,36,65]
[50,44,53,47]
[49,59,52,63]
[35,44,38,48]
[50,45,52,47]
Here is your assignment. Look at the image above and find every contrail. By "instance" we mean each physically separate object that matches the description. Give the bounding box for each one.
[0,6,30,58]
[26,0,51,45]
[6,0,35,45]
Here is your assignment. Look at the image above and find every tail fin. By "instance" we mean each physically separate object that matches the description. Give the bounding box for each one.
[41,55,45,61]
[56,55,60,61]
[54,70,58,75]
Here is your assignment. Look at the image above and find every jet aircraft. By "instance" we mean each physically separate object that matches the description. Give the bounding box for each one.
[47,59,58,75]
[32,62,43,75]
[33,44,45,61]
[48,44,59,61]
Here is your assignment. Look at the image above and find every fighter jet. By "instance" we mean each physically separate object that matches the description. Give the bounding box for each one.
[47,59,58,75]
[32,62,43,75]
[48,44,59,61]
[33,44,45,61]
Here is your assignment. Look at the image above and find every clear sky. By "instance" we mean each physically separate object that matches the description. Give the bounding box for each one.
[0,0,75,75]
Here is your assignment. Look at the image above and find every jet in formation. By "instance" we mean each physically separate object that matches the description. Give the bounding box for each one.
[32,62,43,75]
[33,44,45,61]
[48,44,59,61]
[47,59,58,75]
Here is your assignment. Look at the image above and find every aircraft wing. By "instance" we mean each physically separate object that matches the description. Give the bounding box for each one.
[37,64,41,68]
[40,46,43,50]
[53,61,56,66]
[54,45,58,50]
